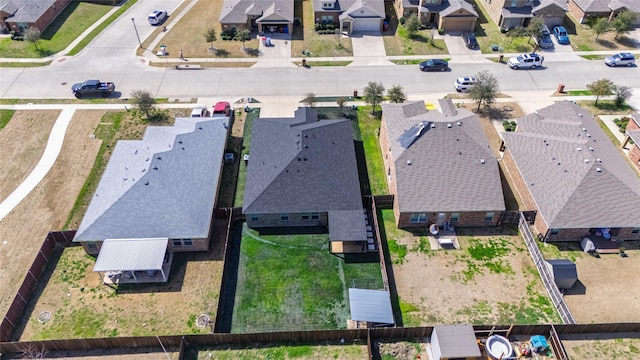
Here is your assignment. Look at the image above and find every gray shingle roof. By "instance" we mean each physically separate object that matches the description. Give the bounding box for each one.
[0,0,58,23]
[329,210,367,241]
[572,0,612,12]
[243,107,363,214]
[381,100,505,213]
[314,0,385,19]
[628,130,640,146]
[502,101,640,229]
[74,117,230,242]
[220,0,294,24]
[609,0,640,12]
[532,0,568,12]
[440,0,478,17]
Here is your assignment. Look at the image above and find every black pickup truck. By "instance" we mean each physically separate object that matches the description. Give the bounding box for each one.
[71,80,115,98]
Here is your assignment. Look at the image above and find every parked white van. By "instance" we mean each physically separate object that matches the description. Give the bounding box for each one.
[148,10,167,25]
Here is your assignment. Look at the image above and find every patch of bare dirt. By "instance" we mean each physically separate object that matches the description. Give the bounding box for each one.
[0,110,101,318]
[377,340,423,360]
[0,110,59,200]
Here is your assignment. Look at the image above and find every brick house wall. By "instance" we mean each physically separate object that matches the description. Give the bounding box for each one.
[477,0,508,26]
[314,11,339,24]
[567,0,608,24]
[5,0,71,32]
[397,210,503,228]
[247,212,329,228]
[625,117,640,171]
[81,236,209,256]
[394,0,418,19]
[379,115,402,224]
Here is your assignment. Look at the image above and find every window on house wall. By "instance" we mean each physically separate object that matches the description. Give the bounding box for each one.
[631,228,640,235]
[18,22,28,31]
[87,242,97,249]
[250,214,259,222]
[172,239,182,246]
[450,213,460,223]
[311,212,320,220]
[321,15,333,23]
[484,212,494,222]
[550,229,560,236]
[301,213,310,220]
[410,213,427,223]
[183,239,193,246]
[510,0,518,6]
[281,213,289,221]
[423,0,439,3]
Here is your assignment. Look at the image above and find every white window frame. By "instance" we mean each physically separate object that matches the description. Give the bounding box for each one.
[410,213,427,223]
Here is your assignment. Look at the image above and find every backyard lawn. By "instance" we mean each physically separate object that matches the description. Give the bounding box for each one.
[290,0,353,57]
[231,225,383,333]
[382,3,447,56]
[357,107,388,195]
[0,2,112,58]
[191,340,369,359]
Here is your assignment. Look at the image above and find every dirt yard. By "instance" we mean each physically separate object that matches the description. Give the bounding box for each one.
[385,218,560,326]
[0,110,101,319]
[562,334,640,360]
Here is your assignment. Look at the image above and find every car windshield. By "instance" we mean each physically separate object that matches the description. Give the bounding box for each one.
[517,55,525,62]
[614,54,622,59]
[559,30,567,36]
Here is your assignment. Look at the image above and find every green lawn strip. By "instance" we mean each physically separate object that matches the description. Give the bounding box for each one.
[193,341,367,359]
[472,0,536,54]
[580,55,605,60]
[293,61,352,67]
[232,225,347,333]
[380,210,409,265]
[567,90,592,96]
[67,0,137,56]
[0,110,14,130]
[357,107,387,195]
[0,2,112,58]
[233,109,259,207]
[0,61,52,68]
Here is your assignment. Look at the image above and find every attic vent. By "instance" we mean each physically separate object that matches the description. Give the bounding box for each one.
[584,159,590,163]
[577,148,582,151]
[142,169,146,172]
[597,158,602,163]
[178,140,183,144]
[135,150,138,154]
[588,147,594,151]
[157,156,162,160]
[198,127,202,130]
[146,158,149,161]
[587,134,591,138]
[430,123,435,128]
[407,160,412,165]
[457,121,462,126]
[144,181,149,185]
[447,123,452,128]
[297,157,301,161]
[579,113,583,117]
[153,167,158,170]
[480,159,485,164]
[596,167,602,172]
[583,128,587,132]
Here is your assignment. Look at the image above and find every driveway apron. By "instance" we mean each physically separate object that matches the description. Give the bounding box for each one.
[349,32,391,66]
[255,35,295,68]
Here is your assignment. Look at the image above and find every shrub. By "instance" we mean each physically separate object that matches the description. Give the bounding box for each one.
[399,17,406,25]
[438,28,445,35]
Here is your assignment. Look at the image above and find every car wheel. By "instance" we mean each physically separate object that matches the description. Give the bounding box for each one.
[627,63,632,67]
[531,65,537,69]
[514,65,519,69]
[441,67,446,72]
[461,88,468,93]
[102,92,109,98]
[74,93,81,99]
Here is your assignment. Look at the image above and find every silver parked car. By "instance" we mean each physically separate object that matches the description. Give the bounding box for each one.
[605,53,636,67]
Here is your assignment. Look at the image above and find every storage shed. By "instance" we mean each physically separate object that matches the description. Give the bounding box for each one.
[431,324,481,360]
[545,259,578,290]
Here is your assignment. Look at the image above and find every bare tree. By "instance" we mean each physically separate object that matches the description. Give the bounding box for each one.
[336,96,348,115]
[131,89,156,119]
[24,27,41,51]
[302,92,317,107]
[469,70,499,112]
[614,85,632,107]
[18,344,48,359]
[204,27,217,51]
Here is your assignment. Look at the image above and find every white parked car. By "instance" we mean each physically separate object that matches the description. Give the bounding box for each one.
[605,53,636,67]
[191,105,209,117]
[148,10,167,25]
[454,77,477,92]
[508,53,544,69]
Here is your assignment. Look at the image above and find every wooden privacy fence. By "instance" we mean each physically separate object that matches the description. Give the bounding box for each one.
[519,213,576,324]
[1,231,77,342]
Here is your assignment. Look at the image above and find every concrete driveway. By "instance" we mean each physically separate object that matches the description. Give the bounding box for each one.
[443,33,485,64]
[349,32,391,66]
[255,34,294,68]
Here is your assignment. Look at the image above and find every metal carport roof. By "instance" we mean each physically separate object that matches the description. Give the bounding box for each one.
[348,288,394,325]
[94,238,168,272]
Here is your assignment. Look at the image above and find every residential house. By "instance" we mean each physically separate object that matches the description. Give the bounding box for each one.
[379,99,505,229]
[622,113,640,172]
[73,116,230,282]
[395,0,478,32]
[243,107,368,254]
[313,0,385,33]
[501,102,640,242]
[479,0,566,29]
[219,0,294,35]
[568,0,640,25]
[0,0,70,33]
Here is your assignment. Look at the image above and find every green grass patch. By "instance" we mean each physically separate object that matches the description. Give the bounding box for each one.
[0,61,52,68]
[192,341,367,359]
[357,107,387,195]
[294,61,352,67]
[472,0,536,54]
[580,55,605,60]
[0,110,14,130]
[67,0,137,56]
[0,2,112,58]
[233,225,381,333]
[452,237,515,283]
[233,110,259,207]
[567,90,592,96]
[387,239,408,265]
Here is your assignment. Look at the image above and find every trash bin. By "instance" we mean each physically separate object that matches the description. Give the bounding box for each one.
[302,59,307,67]
[353,90,358,98]
[557,83,565,93]
[498,54,504,63]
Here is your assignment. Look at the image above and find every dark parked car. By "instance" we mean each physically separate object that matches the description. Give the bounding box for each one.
[419,59,449,72]
[461,33,478,49]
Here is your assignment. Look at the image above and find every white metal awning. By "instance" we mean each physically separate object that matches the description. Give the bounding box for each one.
[94,238,168,272]
[349,288,394,325]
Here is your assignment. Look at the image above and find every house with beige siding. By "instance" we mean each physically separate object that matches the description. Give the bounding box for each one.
[478,0,566,29]
[501,102,640,243]
[395,0,478,32]
[380,99,505,229]
[219,0,295,35]
[243,108,368,254]
[73,116,230,283]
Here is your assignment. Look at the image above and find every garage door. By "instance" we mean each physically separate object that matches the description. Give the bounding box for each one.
[442,18,473,32]
[353,18,380,32]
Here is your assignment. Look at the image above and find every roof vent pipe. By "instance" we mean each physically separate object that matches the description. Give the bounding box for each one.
[480,159,485,164]
[407,160,412,165]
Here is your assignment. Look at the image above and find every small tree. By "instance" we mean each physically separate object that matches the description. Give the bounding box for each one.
[336,96,348,115]
[593,17,609,40]
[526,16,546,44]
[234,28,252,51]
[131,90,156,119]
[204,27,217,51]
[24,27,41,51]
[469,70,499,112]
[586,78,615,106]
[363,82,385,115]
[387,85,407,103]
[611,11,636,39]
[506,26,526,43]
[302,92,317,107]
[614,85,632,107]
[405,14,421,36]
